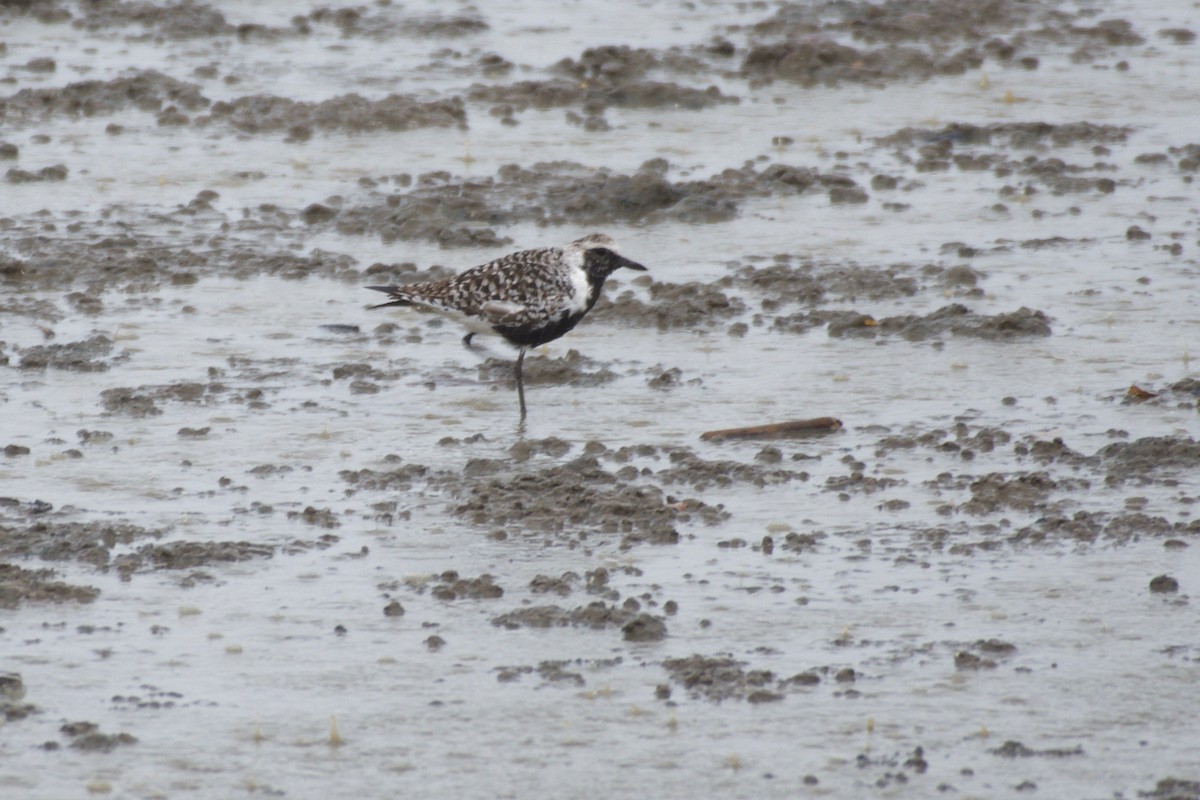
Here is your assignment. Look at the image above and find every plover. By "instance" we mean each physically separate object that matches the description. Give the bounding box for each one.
[368,233,647,420]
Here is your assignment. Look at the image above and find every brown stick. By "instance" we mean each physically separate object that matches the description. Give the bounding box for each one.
[700,417,843,442]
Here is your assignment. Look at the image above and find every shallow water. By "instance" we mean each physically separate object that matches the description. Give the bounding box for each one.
[2,1,1199,798]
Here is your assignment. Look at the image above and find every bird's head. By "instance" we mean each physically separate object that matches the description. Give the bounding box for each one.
[566,233,648,279]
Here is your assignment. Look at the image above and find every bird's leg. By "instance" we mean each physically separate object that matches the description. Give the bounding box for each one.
[462,332,475,348]
[515,347,527,421]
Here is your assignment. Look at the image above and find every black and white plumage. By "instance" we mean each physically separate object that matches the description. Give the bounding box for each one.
[367,233,647,420]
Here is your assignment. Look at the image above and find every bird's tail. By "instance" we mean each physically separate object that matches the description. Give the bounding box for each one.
[365,285,413,309]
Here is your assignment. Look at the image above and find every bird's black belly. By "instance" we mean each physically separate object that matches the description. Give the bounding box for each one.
[494,311,586,348]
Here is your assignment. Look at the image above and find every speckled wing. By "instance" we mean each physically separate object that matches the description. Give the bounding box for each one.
[381,247,577,328]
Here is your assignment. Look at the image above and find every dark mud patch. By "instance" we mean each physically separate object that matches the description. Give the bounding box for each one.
[468,74,734,124]
[340,463,432,493]
[951,471,1077,515]
[0,70,208,125]
[600,279,747,330]
[0,513,281,592]
[494,657,622,686]
[954,639,1018,670]
[876,424,1013,457]
[342,447,730,547]
[1098,437,1200,482]
[71,0,238,38]
[1,672,37,722]
[99,375,285,418]
[603,258,974,333]
[1009,511,1200,548]
[426,571,504,601]
[18,335,122,372]
[325,158,864,247]
[1121,378,1200,410]
[1136,778,1200,800]
[0,518,161,568]
[784,304,1053,341]
[990,739,1084,759]
[5,164,68,183]
[661,654,850,703]
[652,448,806,491]
[877,121,1132,151]
[60,721,138,753]
[111,540,275,579]
[876,121,1130,197]
[740,1,1144,87]
[466,41,739,126]
[729,257,922,305]
[529,572,579,597]
[492,601,665,641]
[199,93,466,136]
[0,70,465,136]
[1,221,360,293]
[0,564,99,609]
[451,456,686,547]
[478,349,618,388]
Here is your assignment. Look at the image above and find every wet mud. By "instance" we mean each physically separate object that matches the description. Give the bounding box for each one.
[2,0,1199,798]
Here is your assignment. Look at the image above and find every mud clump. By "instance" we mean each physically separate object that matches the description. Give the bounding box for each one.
[529,573,578,596]
[200,93,466,135]
[1098,436,1200,479]
[72,2,237,37]
[990,740,1083,759]
[492,601,664,636]
[468,42,737,120]
[1149,575,1179,594]
[662,654,797,702]
[623,614,667,642]
[1136,778,1200,800]
[509,436,572,462]
[0,519,160,567]
[340,463,431,492]
[741,0,1143,88]
[5,164,68,183]
[0,71,465,137]
[0,564,100,609]
[469,77,733,118]
[954,639,1017,670]
[61,722,138,753]
[0,223,356,292]
[100,387,162,417]
[601,280,746,330]
[451,456,682,547]
[112,541,275,577]
[960,472,1062,515]
[822,304,1052,341]
[329,159,863,247]
[1,671,37,722]
[0,70,208,124]
[741,38,985,87]
[429,571,503,601]
[478,349,617,388]
[1008,511,1199,548]
[19,335,117,372]
[876,121,1131,195]
[401,12,488,37]
[654,448,802,491]
[734,258,920,304]
[877,121,1132,151]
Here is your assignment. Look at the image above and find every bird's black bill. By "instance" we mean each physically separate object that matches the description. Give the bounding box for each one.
[618,256,648,272]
